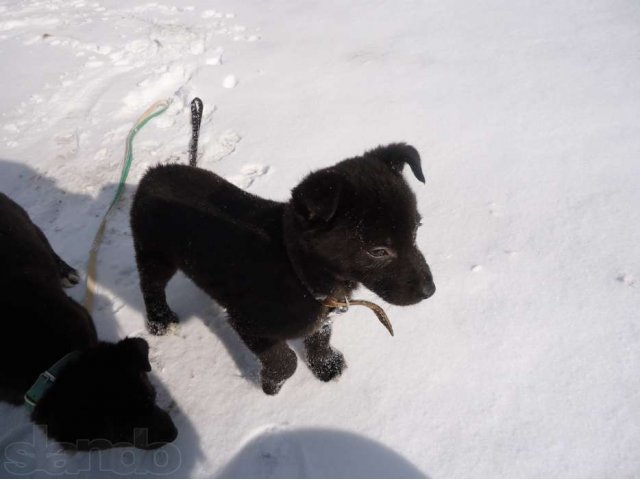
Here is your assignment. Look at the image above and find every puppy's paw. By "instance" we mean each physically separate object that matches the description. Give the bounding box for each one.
[59,265,80,288]
[260,348,297,395]
[308,349,346,382]
[261,377,285,396]
[147,311,180,336]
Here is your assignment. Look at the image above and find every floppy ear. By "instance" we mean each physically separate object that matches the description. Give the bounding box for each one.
[118,337,152,372]
[376,143,425,183]
[291,170,343,224]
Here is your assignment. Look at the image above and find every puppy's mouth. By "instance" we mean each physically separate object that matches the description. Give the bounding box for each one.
[323,297,394,336]
[368,284,435,307]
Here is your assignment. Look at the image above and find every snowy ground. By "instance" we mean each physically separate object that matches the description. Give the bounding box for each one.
[1,0,640,477]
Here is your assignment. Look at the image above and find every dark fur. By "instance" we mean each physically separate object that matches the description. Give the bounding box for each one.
[0,193,177,449]
[131,143,435,394]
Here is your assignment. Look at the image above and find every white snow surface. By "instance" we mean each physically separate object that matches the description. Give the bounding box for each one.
[1,0,640,477]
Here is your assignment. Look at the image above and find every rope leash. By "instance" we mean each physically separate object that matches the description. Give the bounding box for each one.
[83,99,172,312]
[189,97,203,167]
[322,297,394,336]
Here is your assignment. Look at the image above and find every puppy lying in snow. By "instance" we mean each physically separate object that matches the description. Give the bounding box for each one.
[131,143,435,395]
[0,193,177,450]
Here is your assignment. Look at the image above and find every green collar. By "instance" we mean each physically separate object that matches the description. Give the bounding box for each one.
[24,351,81,412]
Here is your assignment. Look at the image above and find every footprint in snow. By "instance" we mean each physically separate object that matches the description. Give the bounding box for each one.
[207,130,241,162]
[2,123,19,134]
[617,274,636,287]
[84,60,104,68]
[226,164,270,190]
[201,10,217,19]
[223,74,238,89]
[54,131,79,160]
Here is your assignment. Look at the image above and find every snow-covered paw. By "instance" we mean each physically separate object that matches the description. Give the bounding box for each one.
[308,349,346,382]
[261,377,285,396]
[260,348,297,395]
[147,311,180,336]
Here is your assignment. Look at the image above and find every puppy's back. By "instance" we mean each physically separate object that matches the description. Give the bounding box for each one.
[0,193,58,288]
[132,164,282,244]
[130,165,294,311]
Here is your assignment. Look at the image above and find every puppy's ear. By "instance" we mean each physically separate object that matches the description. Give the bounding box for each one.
[118,337,152,372]
[291,170,343,224]
[375,143,425,183]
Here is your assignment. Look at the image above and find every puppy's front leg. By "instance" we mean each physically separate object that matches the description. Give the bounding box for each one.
[239,334,297,395]
[304,322,346,382]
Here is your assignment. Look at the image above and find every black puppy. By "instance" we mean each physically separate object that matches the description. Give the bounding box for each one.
[0,193,177,450]
[131,143,435,394]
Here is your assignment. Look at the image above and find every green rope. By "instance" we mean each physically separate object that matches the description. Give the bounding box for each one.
[109,100,172,212]
[84,99,172,312]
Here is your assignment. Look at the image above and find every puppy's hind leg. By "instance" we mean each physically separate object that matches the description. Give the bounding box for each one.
[32,223,79,288]
[55,255,80,288]
[239,333,298,395]
[135,246,179,335]
[304,322,346,382]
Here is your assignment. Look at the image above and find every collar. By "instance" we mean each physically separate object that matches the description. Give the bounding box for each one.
[282,208,353,302]
[284,242,347,303]
[24,351,81,412]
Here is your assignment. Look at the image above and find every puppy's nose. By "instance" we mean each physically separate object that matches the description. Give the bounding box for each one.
[421,282,436,299]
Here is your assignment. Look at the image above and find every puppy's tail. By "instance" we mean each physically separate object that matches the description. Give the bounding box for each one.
[189,97,204,167]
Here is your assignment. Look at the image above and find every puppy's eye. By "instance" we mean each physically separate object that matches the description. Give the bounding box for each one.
[417,220,423,228]
[368,247,393,258]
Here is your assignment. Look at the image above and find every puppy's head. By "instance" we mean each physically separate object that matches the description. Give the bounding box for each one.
[289,143,435,306]
[32,338,177,450]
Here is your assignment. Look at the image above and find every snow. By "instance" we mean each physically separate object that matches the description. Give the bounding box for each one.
[1,0,640,477]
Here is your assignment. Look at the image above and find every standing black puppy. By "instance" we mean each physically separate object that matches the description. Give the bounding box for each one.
[0,193,177,450]
[131,143,435,395]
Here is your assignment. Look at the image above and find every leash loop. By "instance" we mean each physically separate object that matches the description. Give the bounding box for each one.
[337,296,349,314]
